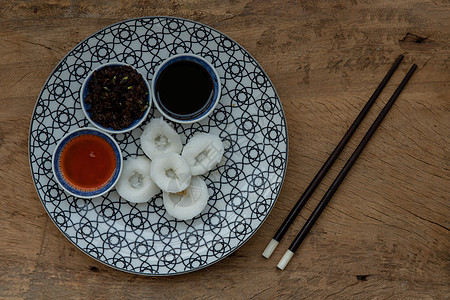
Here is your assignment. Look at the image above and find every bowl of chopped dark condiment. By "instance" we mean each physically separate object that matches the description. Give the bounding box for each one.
[81,62,151,134]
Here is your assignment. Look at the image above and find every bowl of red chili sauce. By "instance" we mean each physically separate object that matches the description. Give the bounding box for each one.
[52,128,123,198]
[80,62,151,134]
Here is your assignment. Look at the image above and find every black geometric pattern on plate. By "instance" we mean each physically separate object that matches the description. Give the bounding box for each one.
[29,16,288,276]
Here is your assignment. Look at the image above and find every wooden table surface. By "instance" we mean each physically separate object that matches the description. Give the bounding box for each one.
[1,0,449,298]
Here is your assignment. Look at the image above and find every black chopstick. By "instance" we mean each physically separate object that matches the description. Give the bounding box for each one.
[262,55,405,258]
[277,63,418,270]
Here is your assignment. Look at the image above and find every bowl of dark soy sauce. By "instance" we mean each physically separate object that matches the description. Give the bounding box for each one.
[152,54,221,124]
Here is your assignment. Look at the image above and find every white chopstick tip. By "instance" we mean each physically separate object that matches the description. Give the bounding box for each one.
[277,250,294,270]
[262,239,279,259]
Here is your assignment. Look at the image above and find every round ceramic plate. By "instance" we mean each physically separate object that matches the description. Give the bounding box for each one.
[29,16,288,275]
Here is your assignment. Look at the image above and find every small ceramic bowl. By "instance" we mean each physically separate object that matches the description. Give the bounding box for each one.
[52,127,123,198]
[152,54,221,124]
[80,62,151,134]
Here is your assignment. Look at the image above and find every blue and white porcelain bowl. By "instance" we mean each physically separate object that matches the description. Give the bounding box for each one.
[52,127,123,199]
[151,53,221,124]
[80,62,152,134]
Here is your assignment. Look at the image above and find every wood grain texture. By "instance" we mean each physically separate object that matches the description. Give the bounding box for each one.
[0,0,449,299]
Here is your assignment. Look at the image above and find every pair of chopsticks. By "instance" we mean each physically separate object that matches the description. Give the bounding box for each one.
[263,55,417,270]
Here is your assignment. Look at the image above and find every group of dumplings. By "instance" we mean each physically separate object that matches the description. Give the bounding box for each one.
[115,118,224,220]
